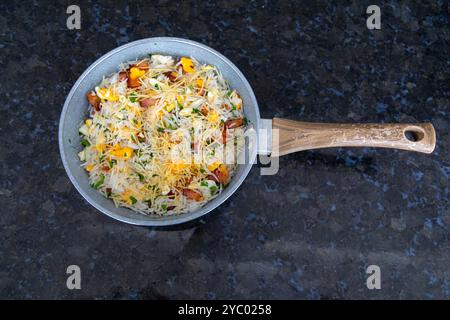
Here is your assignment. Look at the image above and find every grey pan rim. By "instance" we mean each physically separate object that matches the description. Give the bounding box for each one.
[58,37,260,226]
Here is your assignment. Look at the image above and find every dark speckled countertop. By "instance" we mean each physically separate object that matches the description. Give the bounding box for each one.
[0,0,449,299]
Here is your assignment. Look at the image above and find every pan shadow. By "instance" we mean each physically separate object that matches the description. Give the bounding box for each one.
[270,148,378,175]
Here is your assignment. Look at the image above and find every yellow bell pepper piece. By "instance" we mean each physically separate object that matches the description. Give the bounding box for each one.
[122,147,133,159]
[170,162,189,173]
[181,57,195,73]
[165,102,175,112]
[208,111,219,123]
[129,67,146,80]
[195,78,204,88]
[121,190,142,204]
[207,161,221,172]
[111,144,134,159]
[96,87,118,101]
[95,143,105,153]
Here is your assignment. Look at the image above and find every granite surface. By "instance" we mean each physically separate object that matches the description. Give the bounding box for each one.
[0,0,449,299]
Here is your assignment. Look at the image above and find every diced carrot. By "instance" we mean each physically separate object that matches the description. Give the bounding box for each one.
[222,125,227,144]
[167,190,176,199]
[140,97,158,108]
[200,105,208,116]
[196,88,206,96]
[118,71,128,81]
[183,189,203,201]
[127,77,141,88]
[134,60,150,70]
[213,164,229,185]
[206,175,218,183]
[225,118,244,129]
[164,71,178,82]
[86,91,101,111]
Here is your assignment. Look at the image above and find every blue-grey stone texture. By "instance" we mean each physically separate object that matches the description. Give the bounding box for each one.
[0,0,448,299]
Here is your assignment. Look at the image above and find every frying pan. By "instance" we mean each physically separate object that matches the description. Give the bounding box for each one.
[59,37,436,226]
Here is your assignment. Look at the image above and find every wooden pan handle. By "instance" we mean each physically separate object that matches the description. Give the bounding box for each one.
[272,118,436,156]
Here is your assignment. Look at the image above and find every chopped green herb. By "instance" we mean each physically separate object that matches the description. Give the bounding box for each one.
[157,127,165,132]
[200,181,208,187]
[210,185,218,193]
[161,204,168,211]
[130,196,138,205]
[200,168,206,174]
[129,92,138,103]
[130,135,137,143]
[192,108,201,114]
[109,159,117,168]
[92,174,105,189]
[227,90,233,97]
[81,139,90,147]
[230,102,237,111]
[177,101,184,110]
[137,172,145,182]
